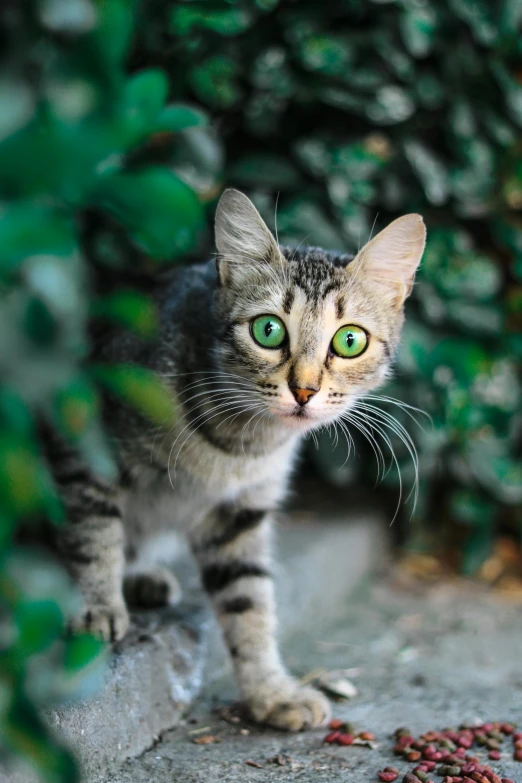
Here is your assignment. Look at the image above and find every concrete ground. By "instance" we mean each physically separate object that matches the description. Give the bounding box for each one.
[0,510,387,783]
[108,576,522,783]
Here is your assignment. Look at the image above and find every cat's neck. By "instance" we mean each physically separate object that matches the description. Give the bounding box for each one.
[176,369,299,458]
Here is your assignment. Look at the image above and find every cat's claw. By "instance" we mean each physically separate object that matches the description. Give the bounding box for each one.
[72,602,130,643]
[247,683,331,731]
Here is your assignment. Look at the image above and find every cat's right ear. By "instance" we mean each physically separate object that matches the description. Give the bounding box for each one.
[214,189,281,286]
[350,213,426,308]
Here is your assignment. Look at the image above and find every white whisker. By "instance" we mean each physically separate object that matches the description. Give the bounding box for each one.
[169,399,264,483]
[363,394,431,429]
[342,413,385,482]
[351,408,405,525]
[344,396,422,525]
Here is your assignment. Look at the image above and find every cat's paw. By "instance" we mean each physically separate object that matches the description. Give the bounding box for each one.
[72,602,130,642]
[123,567,182,609]
[247,682,331,731]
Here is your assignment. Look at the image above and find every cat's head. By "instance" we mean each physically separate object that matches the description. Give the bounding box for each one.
[212,189,425,432]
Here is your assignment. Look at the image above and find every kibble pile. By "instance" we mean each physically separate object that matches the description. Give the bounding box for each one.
[323,721,521,783]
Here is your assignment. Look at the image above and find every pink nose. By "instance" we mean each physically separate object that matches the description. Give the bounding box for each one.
[290,387,317,406]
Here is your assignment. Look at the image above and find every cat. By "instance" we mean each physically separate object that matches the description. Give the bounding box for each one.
[49,189,426,731]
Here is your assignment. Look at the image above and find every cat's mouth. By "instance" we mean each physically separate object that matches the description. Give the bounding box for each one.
[276,405,320,430]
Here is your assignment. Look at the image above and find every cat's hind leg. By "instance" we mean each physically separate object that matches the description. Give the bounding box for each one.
[123,566,182,609]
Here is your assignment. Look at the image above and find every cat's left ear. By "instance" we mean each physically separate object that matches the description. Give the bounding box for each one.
[215,189,282,286]
[351,214,426,308]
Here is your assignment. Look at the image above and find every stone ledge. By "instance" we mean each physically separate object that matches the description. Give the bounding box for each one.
[52,604,209,780]
[1,512,387,783]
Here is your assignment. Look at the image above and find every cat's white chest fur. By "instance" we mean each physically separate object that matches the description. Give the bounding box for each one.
[122,430,300,561]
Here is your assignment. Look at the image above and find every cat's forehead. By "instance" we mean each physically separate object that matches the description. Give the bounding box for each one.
[230,244,390,334]
[280,246,372,321]
[275,246,391,336]
[281,246,354,303]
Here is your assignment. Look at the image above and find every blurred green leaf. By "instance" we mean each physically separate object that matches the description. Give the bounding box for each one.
[155,104,208,134]
[446,300,504,334]
[403,140,449,204]
[400,6,437,58]
[53,377,100,440]
[425,251,502,301]
[23,298,58,347]
[63,634,105,673]
[171,4,252,36]
[230,154,302,189]
[449,99,477,139]
[0,113,117,200]
[297,35,352,75]
[4,692,79,783]
[168,127,223,196]
[0,390,35,438]
[81,0,134,80]
[278,198,345,249]
[0,436,50,518]
[0,205,75,278]
[190,56,241,108]
[450,490,496,526]
[436,340,490,383]
[448,0,497,44]
[367,86,415,124]
[92,364,176,426]
[92,291,158,338]
[461,525,494,575]
[91,168,204,259]
[75,420,118,482]
[121,69,169,143]
[16,601,63,656]
[466,436,522,505]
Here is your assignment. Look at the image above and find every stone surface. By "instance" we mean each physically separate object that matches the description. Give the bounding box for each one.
[106,578,522,783]
[0,511,385,783]
[51,604,208,781]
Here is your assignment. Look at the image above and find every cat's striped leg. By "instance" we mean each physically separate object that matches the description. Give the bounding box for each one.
[56,475,129,642]
[192,503,330,731]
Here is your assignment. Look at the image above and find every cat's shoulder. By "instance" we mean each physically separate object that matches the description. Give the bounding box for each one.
[155,259,217,299]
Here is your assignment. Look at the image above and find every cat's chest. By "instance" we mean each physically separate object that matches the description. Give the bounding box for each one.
[124,432,299,537]
[156,421,299,491]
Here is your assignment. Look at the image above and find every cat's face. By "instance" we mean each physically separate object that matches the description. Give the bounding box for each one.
[213,190,426,433]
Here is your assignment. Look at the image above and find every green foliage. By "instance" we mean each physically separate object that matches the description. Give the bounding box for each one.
[2,1,521,778]
[0,1,214,779]
[137,0,522,567]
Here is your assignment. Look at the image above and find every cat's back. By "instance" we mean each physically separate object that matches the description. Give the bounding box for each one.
[156,260,217,334]
[96,260,217,371]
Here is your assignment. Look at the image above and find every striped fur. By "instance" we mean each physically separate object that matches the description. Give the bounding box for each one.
[48,190,425,730]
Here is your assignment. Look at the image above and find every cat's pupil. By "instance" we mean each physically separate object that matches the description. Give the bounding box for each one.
[265,322,273,336]
[346,333,354,347]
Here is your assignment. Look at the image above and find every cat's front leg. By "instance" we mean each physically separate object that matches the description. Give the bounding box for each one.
[191,503,330,731]
[56,479,129,642]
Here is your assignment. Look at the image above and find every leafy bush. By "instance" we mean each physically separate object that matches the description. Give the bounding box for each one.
[0,1,214,779]
[136,0,522,572]
[2,1,521,780]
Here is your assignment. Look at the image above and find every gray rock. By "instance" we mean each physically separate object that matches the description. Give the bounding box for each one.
[112,578,522,783]
[1,512,385,783]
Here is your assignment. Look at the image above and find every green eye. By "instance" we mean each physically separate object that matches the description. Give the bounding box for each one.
[331,325,368,358]
[251,315,286,349]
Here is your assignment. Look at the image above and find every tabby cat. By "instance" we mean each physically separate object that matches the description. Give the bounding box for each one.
[51,189,426,731]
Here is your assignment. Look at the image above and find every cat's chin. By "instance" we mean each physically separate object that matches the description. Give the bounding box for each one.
[275,409,324,432]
